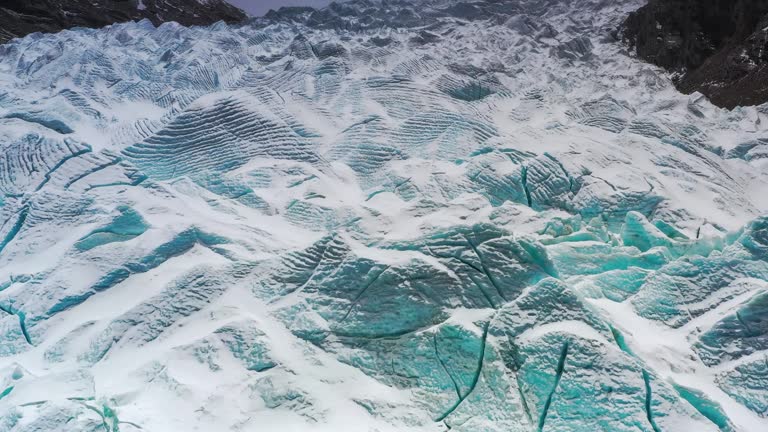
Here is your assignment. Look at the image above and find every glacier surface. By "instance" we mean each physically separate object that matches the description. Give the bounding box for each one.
[1,0,768,431]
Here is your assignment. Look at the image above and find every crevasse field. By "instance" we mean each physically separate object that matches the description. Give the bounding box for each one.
[1,0,768,431]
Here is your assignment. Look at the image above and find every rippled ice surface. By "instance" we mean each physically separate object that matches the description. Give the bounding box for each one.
[0,0,768,430]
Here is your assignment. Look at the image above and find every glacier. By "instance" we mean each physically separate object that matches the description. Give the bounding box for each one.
[1,0,768,431]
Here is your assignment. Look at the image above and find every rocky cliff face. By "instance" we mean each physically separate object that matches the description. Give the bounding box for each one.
[0,0,246,44]
[622,0,768,109]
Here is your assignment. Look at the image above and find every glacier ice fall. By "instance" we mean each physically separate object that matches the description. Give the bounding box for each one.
[1,0,768,431]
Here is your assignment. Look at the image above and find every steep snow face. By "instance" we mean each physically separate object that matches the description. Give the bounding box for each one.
[0,0,767,431]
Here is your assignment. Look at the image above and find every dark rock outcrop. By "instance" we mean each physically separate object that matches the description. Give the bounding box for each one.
[0,0,246,44]
[622,0,768,109]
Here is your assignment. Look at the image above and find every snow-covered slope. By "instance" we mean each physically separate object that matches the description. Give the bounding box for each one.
[0,0,767,430]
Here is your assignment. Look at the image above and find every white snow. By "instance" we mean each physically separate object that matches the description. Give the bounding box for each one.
[0,0,766,430]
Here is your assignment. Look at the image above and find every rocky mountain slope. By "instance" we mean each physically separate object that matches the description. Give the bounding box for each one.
[622,0,768,109]
[0,0,767,431]
[0,0,246,44]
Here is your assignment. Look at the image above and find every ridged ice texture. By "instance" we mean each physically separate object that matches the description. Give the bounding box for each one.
[0,0,767,431]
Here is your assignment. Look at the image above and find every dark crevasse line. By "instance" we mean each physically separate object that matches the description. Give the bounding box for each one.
[331,216,362,232]
[285,199,299,211]
[17,310,31,344]
[0,209,33,341]
[435,249,497,308]
[393,177,412,192]
[102,404,121,432]
[593,175,618,191]
[0,386,13,400]
[364,178,412,203]
[610,325,662,432]
[642,370,662,432]
[434,334,462,399]
[279,252,325,299]
[0,201,20,232]
[64,157,123,190]
[341,116,381,134]
[0,205,29,256]
[521,165,533,207]
[735,311,755,336]
[538,341,569,432]
[207,189,254,202]
[253,364,276,373]
[673,384,735,432]
[34,148,92,192]
[433,249,483,275]
[340,266,390,322]
[609,324,634,355]
[8,274,32,286]
[294,236,348,293]
[365,190,386,202]
[368,178,413,202]
[0,303,31,344]
[517,240,559,280]
[435,321,490,423]
[465,271,497,309]
[515,372,535,426]
[119,420,142,429]
[333,323,436,340]
[81,403,120,431]
[84,173,148,192]
[46,228,231,316]
[287,175,317,188]
[82,404,107,429]
[544,153,575,192]
[645,177,656,192]
[3,113,74,134]
[464,237,508,303]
